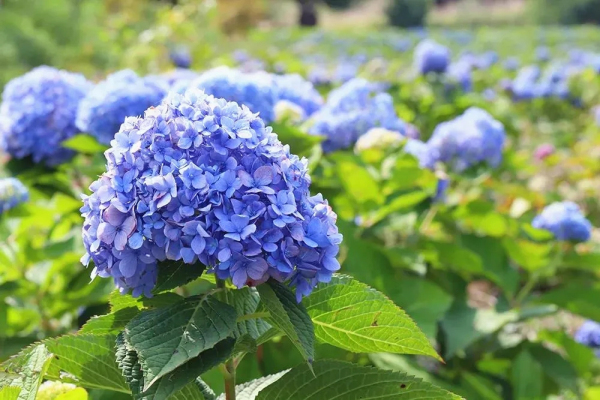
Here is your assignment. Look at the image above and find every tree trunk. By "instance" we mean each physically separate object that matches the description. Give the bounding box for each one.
[298,0,318,27]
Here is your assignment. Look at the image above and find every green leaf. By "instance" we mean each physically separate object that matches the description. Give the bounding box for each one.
[44,335,129,393]
[368,191,429,226]
[54,388,88,400]
[61,134,106,154]
[304,275,441,360]
[0,387,20,400]
[169,383,206,400]
[270,122,323,156]
[124,296,237,390]
[0,345,52,400]
[502,238,552,272]
[535,281,600,320]
[217,371,288,400]
[109,291,183,312]
[230,287,272,343]
[257,281,314,363]
[140,338,234,399]
[511,350,543,400]
[332,153,382,207]
[153,261,206,294]
[79,308,140,335]
[255,360,463,399]
[528,343,578,393]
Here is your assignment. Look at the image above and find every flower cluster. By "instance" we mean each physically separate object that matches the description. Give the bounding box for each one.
[354,128,404,152]
[274,74,323,120]
[414,39,451,75]
[0,178,28,214]
[309,78,406,152]
[532,201,592,242]
[81,89,342,299]
[426,107,505,172]
[575,320,600,357]
[76,70,168,145]
[169,46,192,69]
[190,67,277,122]
[0,66,91,165]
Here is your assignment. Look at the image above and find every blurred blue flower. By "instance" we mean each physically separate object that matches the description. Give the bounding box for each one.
[426,107,505,171]
[190,67,277,122]
[0,178,28,214]
[536,46,550,62]
[414,39,451,75]
[532,201,592,242]
[274,74,323,119]
[504,57,520,71]
[81,89,341,299]
[575,320,600,357]
[169,46,192,69]
[309,78,405,152]
[160,69,199,94]
[0,66,92,165]
[446,61,472,92]
[76,70,167,145]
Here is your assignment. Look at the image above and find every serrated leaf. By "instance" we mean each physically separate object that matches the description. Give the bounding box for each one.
[169,383,205,400]
[0,387,20,400]
[256,360,463,399]
[230,288,271,346]
[61,134,106,153]
[304,275,441,360]
[153,261,206,294]
[257,281,314,363]
[79,308,140,335]
[0,345,52,400]
[124,296,237,390]
[216,371,288,400]
[140,338,234,399]
[109,291,183,312]
[195,379,216,400]
[44,335,129,393]
[115,333,144,397]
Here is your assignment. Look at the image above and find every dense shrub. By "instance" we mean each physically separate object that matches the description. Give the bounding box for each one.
[387,0,432,28]
[530,0,600,25]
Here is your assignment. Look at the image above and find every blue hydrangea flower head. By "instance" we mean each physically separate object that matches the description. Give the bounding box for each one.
[414,39,451,75]
[511,65,541,101]
[426,107,505,171]
[309,78,405,152]
[76,70,168,145]
[575,320,600,355]
[160,69,199,94]
[191,67,277,122]
[0,66,92,165]
[446,61,472,92]
[532,201,592,242]
[81,89,341,299]
[403,139,435,169]
[0,177,28,214]
[536,46,551,62]
[274,74,323,119]
[504,57,520,71]
[169,46,192,69]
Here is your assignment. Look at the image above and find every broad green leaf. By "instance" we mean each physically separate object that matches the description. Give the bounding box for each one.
[215,371,288,400]
[169,383,205,400]
[256,360,463,399]
[79,308,140,335]
[124,296,237,390]
[257,281,314,363]
[109,291,183,312]
[304,275,441,360]
[0,345,52,400]
[61,135,106,154]
[115,333,144,397]
[44,335,129,393]
[562,252,600,272]
[511,350,543,400]
[230,287,272,343]
[426,241,483,274]
[140,338,234,399]
[535,281,600,320]
[538,330,594,376]
[0,387,20,400]
[332,153,382,207]
[528,344,578,393]
[153,261,206,294]
[55,388,88,400]
[502,238,551,271]
[459,372,502,400]
[368,191,429,226]
[270,122,323,156]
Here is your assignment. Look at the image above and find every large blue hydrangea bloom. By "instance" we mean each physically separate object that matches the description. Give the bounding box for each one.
[0,178,28,214]
[169,46,192,69]
[190,67,277,123]
[414,39,451,75]
[532,201,592,242]
[274,74,323,119]
[81,89,342,299]
[309,78,405,152]
[426,107,505,171]
[575,320,600,357]
[0,66,92,165]
[76,70,168,145]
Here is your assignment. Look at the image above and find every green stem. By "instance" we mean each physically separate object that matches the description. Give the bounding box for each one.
[514,273,538,307]
[216,278,236,400]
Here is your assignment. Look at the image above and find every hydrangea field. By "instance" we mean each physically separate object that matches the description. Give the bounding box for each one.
[2,8,600,399]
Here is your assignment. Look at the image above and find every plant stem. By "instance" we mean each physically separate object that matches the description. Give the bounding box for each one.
[216,278,236,400]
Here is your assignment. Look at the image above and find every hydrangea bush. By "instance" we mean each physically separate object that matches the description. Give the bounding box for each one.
[0,66,92,165]
[81,89,342,299]
[0,177,28,214]
[532,201,592,242]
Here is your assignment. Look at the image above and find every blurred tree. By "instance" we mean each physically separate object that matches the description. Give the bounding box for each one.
[298,0,318,26]
[322,0,355,9]
[387,0,432,27]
